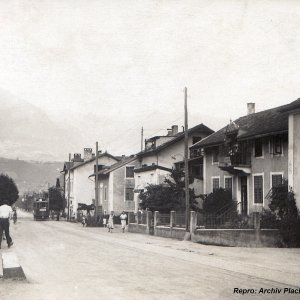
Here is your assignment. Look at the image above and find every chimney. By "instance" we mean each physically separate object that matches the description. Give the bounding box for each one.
[83,148,93,161]
[167,129,172,136]
[247,103,255,115]
[171,125,178,135]
[72,153,83,162]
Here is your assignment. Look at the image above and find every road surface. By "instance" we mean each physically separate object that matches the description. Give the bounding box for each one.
[1,211,299,300]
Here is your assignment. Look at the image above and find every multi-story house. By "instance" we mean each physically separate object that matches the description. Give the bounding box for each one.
[191,99,300,215]
[134,124,214,210]
[90,155,139,215]
[61,149,119,219]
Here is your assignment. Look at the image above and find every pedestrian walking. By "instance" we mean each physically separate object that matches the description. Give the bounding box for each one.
[0,201,14,249]
[103,214,108,228]
[81,215,87,227]
[120,211,127,233]
[12,208,17,224]
[108,212,114,233]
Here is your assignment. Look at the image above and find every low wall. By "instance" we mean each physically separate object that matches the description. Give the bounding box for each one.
[154,226,186,240]
[192,229,281,247]
[128,223,147,234]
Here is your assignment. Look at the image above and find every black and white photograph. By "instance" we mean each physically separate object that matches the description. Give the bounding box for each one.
[0,1,300,299]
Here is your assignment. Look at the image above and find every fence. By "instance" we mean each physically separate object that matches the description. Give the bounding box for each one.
[156,213,170,226]
[196,211,255,229]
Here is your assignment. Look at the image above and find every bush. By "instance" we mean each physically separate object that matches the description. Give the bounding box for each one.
[201,188,235,214]
[139,168,199,213]
[260,209,280,229]
[264,183,300,247]
[0,174,19,206]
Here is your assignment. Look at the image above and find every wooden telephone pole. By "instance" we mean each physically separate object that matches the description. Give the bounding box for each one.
[184,87,190,234]
[95,141,99,222]
[67,153,71,221]
[141,127,144,152]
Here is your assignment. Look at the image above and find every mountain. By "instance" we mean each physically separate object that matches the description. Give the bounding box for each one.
[0,89,82,161]
[0,89,228,161]
[0,157,63,195]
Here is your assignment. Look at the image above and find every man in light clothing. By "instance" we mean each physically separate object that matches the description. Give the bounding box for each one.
[120,211,127,233]
[0,201,13,249]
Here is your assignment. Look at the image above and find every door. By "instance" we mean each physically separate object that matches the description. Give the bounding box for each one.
[241,176,248,215]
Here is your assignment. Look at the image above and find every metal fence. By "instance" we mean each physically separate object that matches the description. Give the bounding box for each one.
[196,212,254,229]
[174,213,186,228]
[156,213,170,226]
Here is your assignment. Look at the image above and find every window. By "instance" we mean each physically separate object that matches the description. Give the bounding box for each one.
[254,138,263,157]
[126,166,134,178]
[212,148,219,164]
[104,187,107,201]
[212,177,220,192]
[225,177,233,196]
[125,188,134,201]
[271,136,283,155]
[254,175,263,204]
[272,174,282,187]
[192,136,202,144]
[191,165,203,179]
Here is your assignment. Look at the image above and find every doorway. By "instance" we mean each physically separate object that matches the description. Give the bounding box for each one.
[241,176,248,215]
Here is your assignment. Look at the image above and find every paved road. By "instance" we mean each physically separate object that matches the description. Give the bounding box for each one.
[1,212,299,300]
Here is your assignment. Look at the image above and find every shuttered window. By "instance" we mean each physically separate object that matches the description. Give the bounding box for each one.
[125,188,134,201]
[272,174,282,187]
[225,177,233,196]
[212,178,220,192]
[254,176,263,204]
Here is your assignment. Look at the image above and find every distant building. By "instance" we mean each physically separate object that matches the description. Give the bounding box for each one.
[61,149,119,219]
[191,99,300,214]
[134,123,214,211]
[90,155,139,215]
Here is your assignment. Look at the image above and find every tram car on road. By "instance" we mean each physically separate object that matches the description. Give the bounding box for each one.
[33,198,49,220]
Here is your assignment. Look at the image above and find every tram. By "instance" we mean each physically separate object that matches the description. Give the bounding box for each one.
[33,198,50,220]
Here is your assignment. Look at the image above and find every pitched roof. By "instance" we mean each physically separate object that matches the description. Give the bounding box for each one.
[70,152,120,171]
[89,155,137,177]
[192,100,298,148]
[138,123,214,157]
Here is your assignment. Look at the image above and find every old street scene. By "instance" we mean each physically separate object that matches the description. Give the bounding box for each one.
[1,1,300,300]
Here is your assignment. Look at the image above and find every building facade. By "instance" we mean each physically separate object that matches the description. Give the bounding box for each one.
[61,149,119,219]
[91,156,140,215]
[192,99,300,215]
[134,124,214,211]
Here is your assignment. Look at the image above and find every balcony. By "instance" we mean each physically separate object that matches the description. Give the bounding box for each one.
[219,151,251,175]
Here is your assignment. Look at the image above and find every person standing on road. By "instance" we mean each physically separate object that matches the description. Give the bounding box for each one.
[108,211,114,233]
[120,211,127,233]
[0,201,14,249]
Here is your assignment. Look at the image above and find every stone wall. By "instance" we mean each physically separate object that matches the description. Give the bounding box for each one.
[154,226,186,240]
[192,229,281,247]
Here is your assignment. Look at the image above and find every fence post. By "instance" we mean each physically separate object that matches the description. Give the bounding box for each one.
[136,211,140,224]
[154,211,159,228]
[190,211,197,234]
[146,211,152,234]
[170,211,175,228]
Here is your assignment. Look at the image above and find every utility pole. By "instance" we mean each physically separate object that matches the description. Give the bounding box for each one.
[141,127,144,152]
[184,87,190,234]
[95,141,99,223]
[67,153,71,221]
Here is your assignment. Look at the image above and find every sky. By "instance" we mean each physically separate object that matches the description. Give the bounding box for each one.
[0,0,300,160]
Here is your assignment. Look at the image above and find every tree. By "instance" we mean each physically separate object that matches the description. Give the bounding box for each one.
[139,168,199,213]
[48,186,64,212]
[262,181,300,247]
[0,174,19,206]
